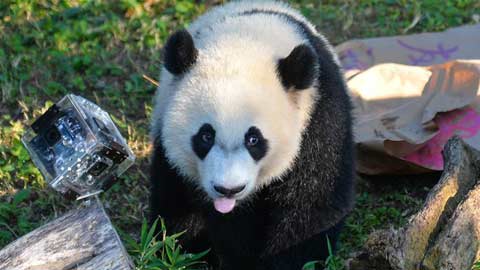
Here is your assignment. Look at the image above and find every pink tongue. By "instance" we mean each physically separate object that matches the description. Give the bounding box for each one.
[214,198,236,214]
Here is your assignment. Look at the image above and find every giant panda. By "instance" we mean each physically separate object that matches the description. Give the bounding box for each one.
[149,1,354,269]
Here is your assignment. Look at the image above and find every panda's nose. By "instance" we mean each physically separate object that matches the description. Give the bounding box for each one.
[213,184,246,197]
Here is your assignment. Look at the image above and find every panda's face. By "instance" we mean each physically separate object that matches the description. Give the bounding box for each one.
[192,123,267,213]
[162,75,306,213]
[156,30,318,214]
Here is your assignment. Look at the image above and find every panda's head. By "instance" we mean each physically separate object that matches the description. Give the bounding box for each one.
[157,30,319,214]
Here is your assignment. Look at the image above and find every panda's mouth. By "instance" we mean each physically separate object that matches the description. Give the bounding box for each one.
[213,197,236,213]
[209,184,254,214]
[209,183,249,214]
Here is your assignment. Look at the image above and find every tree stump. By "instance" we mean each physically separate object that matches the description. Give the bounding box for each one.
[348,136,480,270]
[0,198,134,270]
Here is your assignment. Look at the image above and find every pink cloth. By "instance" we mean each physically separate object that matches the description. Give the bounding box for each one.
[403,107,480,170]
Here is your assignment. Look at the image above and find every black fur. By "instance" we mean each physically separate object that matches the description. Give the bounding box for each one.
[163,29,198,75]
[277,44,318,90]
[244,126,269,161]
[191,123,216,160]
[150,7,354,270]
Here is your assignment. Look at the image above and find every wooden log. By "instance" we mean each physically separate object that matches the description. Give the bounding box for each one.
[0,198,134,270]
[391,136,480,269]
[347,136,480,270]
[422,183,480,270]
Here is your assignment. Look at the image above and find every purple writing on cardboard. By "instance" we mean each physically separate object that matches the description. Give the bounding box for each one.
[338,48,374,71]
[397,40,459,66]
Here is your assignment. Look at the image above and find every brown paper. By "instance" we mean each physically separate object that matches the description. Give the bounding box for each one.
[334,23,480,174]
[336,24,480,78]
[349,60,480,174]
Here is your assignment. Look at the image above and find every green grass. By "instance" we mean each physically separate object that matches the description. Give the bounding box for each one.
[338,187,424,256]
[123,218,209,270]
[292,0,480,44]
[0,0,478,268]
[303,236,346,270]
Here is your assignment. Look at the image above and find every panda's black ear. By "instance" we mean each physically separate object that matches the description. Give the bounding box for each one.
[163,29,198,75]
[277,44,318,90]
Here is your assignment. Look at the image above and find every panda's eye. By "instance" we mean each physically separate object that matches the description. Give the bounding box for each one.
[246,135,258,146]
[244,126,268,161]
[201,132,213,143]
[192,123,216,160]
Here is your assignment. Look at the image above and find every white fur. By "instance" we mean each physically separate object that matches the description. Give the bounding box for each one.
[151,1,336,198]
[200,145,257,200]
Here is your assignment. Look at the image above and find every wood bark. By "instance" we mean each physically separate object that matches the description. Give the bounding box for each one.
[422,183,480,270]
[0,198,134,270]
[348,136,480,270]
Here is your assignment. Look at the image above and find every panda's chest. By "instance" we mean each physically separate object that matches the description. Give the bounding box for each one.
[204,197,270,249]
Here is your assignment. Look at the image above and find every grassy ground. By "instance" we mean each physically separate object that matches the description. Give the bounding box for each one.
[1,0,479,268]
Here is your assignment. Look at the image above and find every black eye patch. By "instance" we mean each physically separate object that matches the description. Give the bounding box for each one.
[244,126,268,161]
[191,123,215,160]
